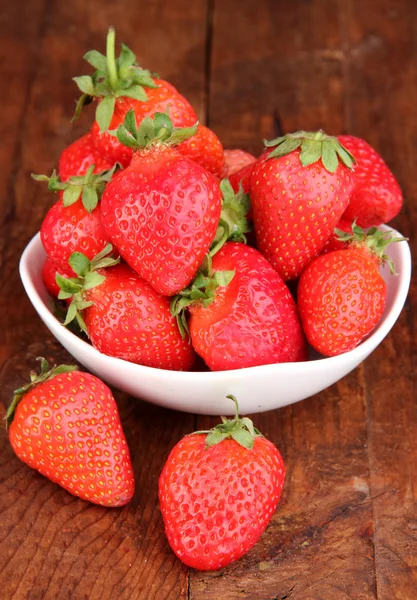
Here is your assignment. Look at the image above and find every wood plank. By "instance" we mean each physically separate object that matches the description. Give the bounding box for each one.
[191,1,380,597]
[341,1,417,598]
[0,1,208,598]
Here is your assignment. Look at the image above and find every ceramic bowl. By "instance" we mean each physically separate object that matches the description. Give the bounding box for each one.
[19,230,411,415]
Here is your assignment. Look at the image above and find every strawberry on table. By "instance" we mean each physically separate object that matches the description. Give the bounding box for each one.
[73,27,197,167]
[171,242,307,371]
[6,359,134,507]
[58,246,195,371]
[34,165,118,270]
[250,130,356,281]
[158,395,285,570]
[100,110,222,296]
[58,132,115,181]
[298,223,405,356]
[224,148,256,175]
[338,135,403,227]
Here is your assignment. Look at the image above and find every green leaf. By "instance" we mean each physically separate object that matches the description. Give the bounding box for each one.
[83,271,106,290]
[56,274,82,295]
[124,108,138,136]
[115,85,148,102]
[154,111,172,138]
[63,185,82,206]
[220,178,234,199]
[83,49,107,71]
[115,124,140,149]
[240,417,257,437]
[72,93,91,122]
[205,430,229,447]
[68,252,91,277]
[118,43,137,71]
[75,311,88,335]
[81,185,99,213]
[91,243,114,264]
[299,139,322,166]
[213,270,235,287]
[334,142,356,169]
[72,75,95,96]
[269,136,302,158]
[321,143,339,173]
[170,122,198,146]
[231,429,254,449]
[96,96,116,132]
[64,302,78,325]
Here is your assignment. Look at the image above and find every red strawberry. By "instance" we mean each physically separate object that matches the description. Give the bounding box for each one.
[73,28,197,167]
[7,359,134,507]
[224,149,256,175]
[320,217,353,255]
[42,257,75,298]
[297,224,404,356]
[250,131,356,281]
[58,247,195,370]
[338,135,403,227]
[158,396,285,570]
[58,132,115,181]
[229,161,256,196]
[177,124,226,178]
[34,166,117,268]
[100,111,222,296]
[171,242,307,371]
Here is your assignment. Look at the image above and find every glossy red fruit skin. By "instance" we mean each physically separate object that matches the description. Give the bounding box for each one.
[224,149,256,176]
[100,147,222,296]
[58,133,115,181]
[41,195,112,266]
[320,217,353,255]
[91,79,198,167]
[8,371,134,507]
[250,149,354,281]
[297,245,386,356]
[42,257,76,297]
[84,263,195,370]
[229,162,255,196]
[158,434,285,570]
[189,243,307,370]
[177,124,226,178]
[338,135,403,227]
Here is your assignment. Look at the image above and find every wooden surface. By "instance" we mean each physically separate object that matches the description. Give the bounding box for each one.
[0,1,415,598]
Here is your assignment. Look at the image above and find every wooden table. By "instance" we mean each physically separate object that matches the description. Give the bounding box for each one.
[0,1,415,598]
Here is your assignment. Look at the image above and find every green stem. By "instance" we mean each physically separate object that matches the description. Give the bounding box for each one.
[106,27,118,92]
[209,219,230,258]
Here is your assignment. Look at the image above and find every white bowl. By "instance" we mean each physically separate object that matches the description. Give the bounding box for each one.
[20,230,411,415]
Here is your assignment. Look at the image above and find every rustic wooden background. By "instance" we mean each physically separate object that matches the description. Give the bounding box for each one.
[0,1,416,599]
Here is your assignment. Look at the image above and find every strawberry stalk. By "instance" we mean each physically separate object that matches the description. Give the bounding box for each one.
[264,130,356,174]
[211,179,252,249]
[32,164,119,213]
[5,358,78,427]
[73,27,157,129]
[193,395,262,450]
[112,109,197,149]
[57,245,120,333]
[334,221,407,273]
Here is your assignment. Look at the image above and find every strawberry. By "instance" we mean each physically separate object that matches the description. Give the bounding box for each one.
[42,256,75,298]
[250,131,356,281]
[320,217,353,255]
[6,359,134,507]
[228,161,256,196]
[58,246,195,370]
[100,111,222,296]
[224,149,256,175]
[297,224,405,356]
[158,395,285,570]
[73,28,197,167]
[338,135,403,227]
[34,166,117,268]
[177,124,226,178]
[58,132,115,181]
[171,242,307,371]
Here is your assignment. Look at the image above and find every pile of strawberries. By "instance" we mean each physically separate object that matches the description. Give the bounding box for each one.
[35,28,404,370]
[8,28,406,572]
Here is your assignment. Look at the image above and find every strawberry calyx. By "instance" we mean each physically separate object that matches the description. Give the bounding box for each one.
[73,27,157,130]
[56,244,120,333]
[112,109,197,150]
[211,179,252,248]
[264,130,356,174]
[334,220,407,274]
[5,358,78,427]
[193,395,263,450]
[32,164,119,213]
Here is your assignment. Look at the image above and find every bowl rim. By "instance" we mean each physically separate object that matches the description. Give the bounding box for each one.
[20,228,412,380]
